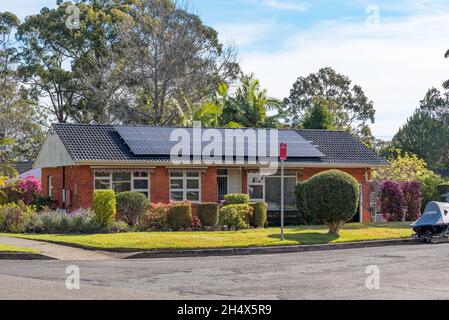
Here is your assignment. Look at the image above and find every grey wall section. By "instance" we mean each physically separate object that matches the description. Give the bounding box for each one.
[34,130,75,169]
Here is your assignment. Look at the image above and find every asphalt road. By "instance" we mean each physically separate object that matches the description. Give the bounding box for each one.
[1,243,449,300]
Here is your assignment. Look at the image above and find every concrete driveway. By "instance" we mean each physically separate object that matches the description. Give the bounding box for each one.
[1,242,449,299]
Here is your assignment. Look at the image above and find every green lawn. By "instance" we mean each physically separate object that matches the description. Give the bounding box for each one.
[0,222,413,251]
[0,244,40,253]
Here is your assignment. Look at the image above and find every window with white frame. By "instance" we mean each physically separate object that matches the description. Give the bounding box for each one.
[93,171,150,199]
[48,176,54,199]
[248,172,297,210]
[170,172,201,202]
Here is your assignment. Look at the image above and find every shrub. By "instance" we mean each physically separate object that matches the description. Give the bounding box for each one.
[0,201,35,233]
[0,190,7,205]
[401,181,422,221]
[22,208,120,234]
[197,202,219,226]
[380,181,406,222]
[302,170,359,235]
[250,201,267,227]
[33,196,54,212]
[93,190,116,228]
[116,192,149,227]
[295,183,319,225]
[3,176,42,205]
[219,204,253,229]
[224,194,250,205]
[140,203,171,231]
[167,202,192,229]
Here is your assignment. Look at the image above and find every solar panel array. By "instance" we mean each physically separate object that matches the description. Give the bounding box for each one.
[114,126,324,158]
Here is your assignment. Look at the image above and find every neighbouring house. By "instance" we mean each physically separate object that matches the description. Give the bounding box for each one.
[11,161,41,181]
[34,124,389,224]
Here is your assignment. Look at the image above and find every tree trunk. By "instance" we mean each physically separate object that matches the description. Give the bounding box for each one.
[328,222,342,235]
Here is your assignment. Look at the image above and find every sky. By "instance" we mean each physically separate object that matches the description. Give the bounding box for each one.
[3,0,449,140]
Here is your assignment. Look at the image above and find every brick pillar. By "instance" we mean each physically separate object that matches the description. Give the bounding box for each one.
[201,167,217,202]
[151,167,170,203]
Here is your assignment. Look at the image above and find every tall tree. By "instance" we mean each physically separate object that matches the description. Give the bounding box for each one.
[117,0,239,125]
[284,67,376,144]
[393,108,449,169]
[0,12,44,162]
[301,98,335,130]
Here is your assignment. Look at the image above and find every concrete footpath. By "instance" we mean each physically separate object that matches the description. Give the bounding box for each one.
[0,236,130,261]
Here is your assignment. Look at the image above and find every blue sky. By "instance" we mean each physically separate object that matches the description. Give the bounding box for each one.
[4,0,449,139]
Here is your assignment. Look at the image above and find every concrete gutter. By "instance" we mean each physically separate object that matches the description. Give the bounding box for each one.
[124,238,417,259]
[0,252,56,260]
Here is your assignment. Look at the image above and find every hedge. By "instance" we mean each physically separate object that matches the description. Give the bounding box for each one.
[167,202,192,229]
[219,204,252,229]
[93,190,116,228]
[250,201,267,227]
[224,194,250,205]
[197,202,219,226]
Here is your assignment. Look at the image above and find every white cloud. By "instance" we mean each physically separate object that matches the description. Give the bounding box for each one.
[261,0,308,12]
[216,21,275,47]
[237,14,449,139]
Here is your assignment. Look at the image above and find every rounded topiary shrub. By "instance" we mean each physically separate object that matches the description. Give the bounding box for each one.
[197,202,219,226]
[250,201,267,227]
[224,194,250,205]
[303,170,360,235]
[116,192,149,227]
[93,190,116,228]
[167,202,192,230]
[295,182,319,225]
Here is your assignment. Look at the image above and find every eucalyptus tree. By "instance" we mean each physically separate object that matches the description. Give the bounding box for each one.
[118,0,240,125]
[284,67,376,145]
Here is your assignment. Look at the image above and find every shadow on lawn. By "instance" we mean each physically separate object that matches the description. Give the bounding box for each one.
[267,232,339,245]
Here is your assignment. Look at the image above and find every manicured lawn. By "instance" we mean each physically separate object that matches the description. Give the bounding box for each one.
[0,222,413,251]
[0,244,40,253]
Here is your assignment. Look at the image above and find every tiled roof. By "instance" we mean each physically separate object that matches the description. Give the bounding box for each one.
[51,124,389,167]
[295,130,390,166]
[13,161,33,174]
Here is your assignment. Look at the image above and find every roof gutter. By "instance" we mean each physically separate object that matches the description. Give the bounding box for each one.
[75,160,390,169]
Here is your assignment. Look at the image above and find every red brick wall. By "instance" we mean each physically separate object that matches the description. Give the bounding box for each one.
[42,165,372,222]
[151,167,170,203]
[201,167,217,202]
[41,166,93,210]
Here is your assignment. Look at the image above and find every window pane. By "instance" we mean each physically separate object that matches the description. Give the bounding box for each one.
[134,172,148,178]
[171,191,184,201]
[95,172,110,178]
[186,172,199,178]
[265,177,296,210]
[170,179,183,189]
[113,182,131,194]
[249,185,263,200]
[95,180,110,190]
[134,179,148,190]
[217,176,228,201]
[186,191,199,201]
[217,169,228,176]
[170,172,183,177]
[186,179,199,189]
[249,173,263,184]
[113,172,131,182]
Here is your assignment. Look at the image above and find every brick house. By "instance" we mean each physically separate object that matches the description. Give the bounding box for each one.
[34,124,389,224]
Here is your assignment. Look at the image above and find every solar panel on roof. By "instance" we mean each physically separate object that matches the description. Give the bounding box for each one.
[114,126,324,158]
